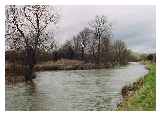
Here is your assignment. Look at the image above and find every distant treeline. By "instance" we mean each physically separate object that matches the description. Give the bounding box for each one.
[6,43,156,66]
[5,46,155,65]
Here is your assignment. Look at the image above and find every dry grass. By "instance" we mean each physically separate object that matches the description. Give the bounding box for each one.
[5,63,26,84]
[34,59,85,71]
[5,63,25,75]
[37,59,83,66]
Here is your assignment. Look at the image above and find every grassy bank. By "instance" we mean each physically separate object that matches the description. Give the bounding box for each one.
[117,62,156,111]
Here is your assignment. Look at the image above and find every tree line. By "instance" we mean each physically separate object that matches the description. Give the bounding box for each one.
[52,15,135,65]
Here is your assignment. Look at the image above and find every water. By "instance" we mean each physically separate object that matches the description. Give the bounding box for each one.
[5,62,148,111]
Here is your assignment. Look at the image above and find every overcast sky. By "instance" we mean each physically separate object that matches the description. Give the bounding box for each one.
[50,6,155,53]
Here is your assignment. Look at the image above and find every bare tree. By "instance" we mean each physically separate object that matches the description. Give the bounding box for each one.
[5,5,59,81]
[72,34,82,57]
[113,40,129,65]
[61,40,74,59]
[101,37,113,64]
[87,33,97,63]
[89,15,112,64]
[78,27,91,60]
[73,35,81,52]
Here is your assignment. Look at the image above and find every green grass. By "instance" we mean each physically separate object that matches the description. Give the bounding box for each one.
[117,62,156,111]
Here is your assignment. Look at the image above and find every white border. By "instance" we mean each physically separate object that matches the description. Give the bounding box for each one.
[0,0,159,113]
[156,3,160,112]
[0,0,5,112]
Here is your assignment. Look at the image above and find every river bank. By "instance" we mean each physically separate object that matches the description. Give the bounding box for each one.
[34,60,111,71]
[5,59,112,83]
[117,62,156,111]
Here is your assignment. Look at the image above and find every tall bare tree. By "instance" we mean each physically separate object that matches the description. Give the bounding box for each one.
[87,34,97,63]
[89,15,112,64]
[73,35,81,52]
[78,27,91,60]
[5,5,59,81]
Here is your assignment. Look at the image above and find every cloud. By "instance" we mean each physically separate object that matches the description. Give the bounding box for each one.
[54,5,155,53]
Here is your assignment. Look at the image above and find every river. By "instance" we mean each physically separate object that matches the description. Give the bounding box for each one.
[5,62,148,111]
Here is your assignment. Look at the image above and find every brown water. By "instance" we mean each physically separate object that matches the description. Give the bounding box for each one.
[5,62,148,111]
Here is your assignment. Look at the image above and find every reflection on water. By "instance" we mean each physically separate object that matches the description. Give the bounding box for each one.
[6,62,148,111]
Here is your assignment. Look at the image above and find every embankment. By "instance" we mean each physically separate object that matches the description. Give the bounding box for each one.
[117,62,156,111]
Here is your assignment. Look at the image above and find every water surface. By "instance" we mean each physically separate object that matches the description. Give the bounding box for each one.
[6,62,148,111]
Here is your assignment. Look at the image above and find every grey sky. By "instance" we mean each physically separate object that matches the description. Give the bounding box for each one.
[51,5,155,53]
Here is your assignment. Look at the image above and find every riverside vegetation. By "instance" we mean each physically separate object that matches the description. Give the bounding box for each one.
[117,61,156,111]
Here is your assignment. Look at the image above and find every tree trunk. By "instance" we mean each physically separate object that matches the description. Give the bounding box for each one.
[97,37,101,64]
[81,47,84,60]
[24,46,36,82]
